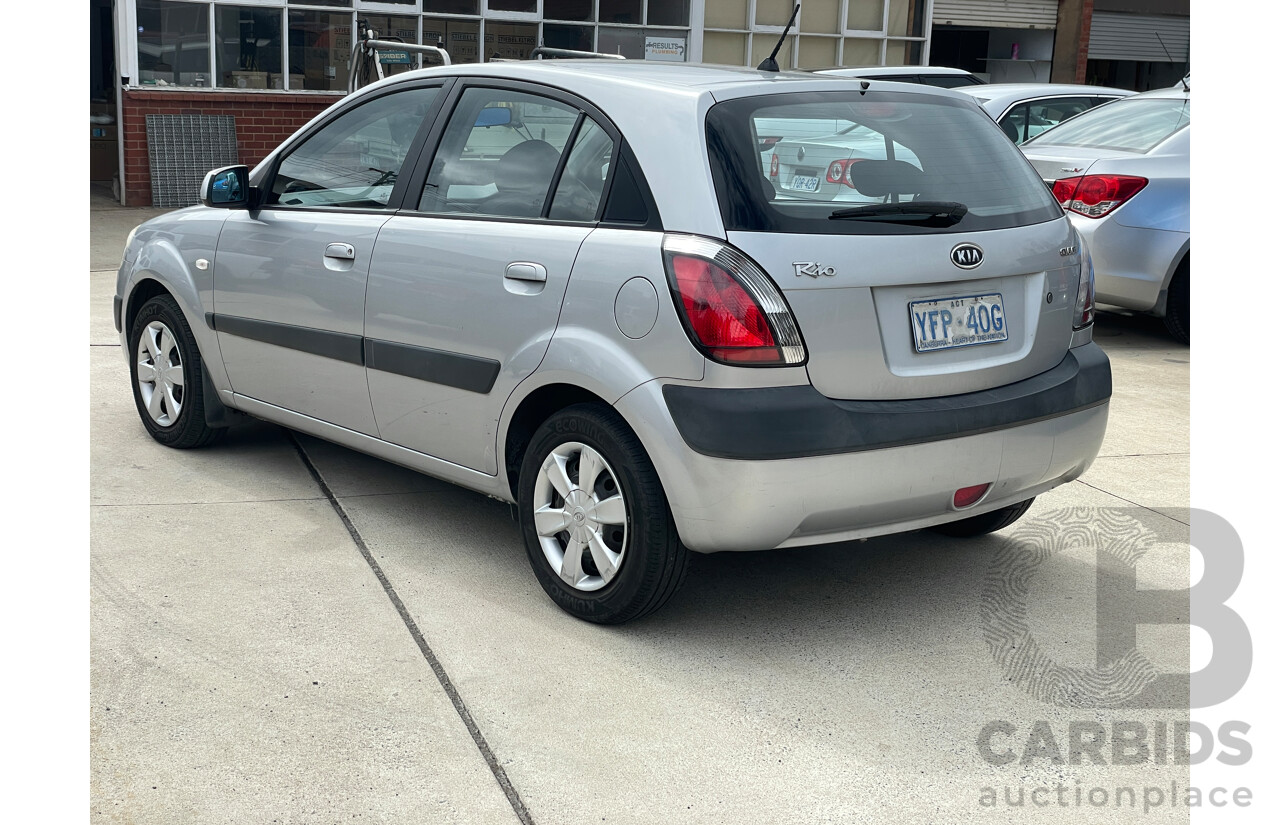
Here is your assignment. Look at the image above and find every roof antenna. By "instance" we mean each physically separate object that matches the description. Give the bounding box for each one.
[757,3,800,72]
[1153,31,1189,91]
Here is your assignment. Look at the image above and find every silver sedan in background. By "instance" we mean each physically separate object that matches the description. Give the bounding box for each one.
[1019,83,1190,342]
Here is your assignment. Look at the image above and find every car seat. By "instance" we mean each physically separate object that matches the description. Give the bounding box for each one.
[480,140,562,217]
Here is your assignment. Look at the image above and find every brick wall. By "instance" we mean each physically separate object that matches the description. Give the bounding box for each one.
[1051,0,1095,84]
[121,89,343,206]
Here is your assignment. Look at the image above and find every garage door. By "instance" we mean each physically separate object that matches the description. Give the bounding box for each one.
[1087,12,1190,62]
[932,0,1058,29]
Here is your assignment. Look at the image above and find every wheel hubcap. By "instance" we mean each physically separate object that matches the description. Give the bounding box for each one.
[533,441,628,592]
[136,320,185,427]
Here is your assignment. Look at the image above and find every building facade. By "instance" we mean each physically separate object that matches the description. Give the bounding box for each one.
[89,0,1187,205]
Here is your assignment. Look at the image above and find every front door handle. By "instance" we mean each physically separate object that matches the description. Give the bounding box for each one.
[324,242,356,261]
[504,262,547,283]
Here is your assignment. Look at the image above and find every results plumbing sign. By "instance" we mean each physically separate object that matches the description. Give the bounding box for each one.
[644,37,686,62]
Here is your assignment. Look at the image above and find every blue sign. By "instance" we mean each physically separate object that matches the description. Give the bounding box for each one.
[378,51,412,65]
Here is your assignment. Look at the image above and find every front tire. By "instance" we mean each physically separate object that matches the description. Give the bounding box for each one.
[518,404,688,624]
[930,498,1035,538]
[128,294,225,449]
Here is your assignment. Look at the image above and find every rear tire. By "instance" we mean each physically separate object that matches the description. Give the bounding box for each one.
[930,498,1034,538]
[128,294,225,449]
[1163,259,1189,344]
[518,404,688,624]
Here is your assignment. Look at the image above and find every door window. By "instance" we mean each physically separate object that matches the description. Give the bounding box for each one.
[419,87,583,219]
[271,86,440,209]
[1023,97,1094,142]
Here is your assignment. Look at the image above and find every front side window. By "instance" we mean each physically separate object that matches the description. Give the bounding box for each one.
[708,91,1063,235]
[271,87,440,209]
[419,88,583,219]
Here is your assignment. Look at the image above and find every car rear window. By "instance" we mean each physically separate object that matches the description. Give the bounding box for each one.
[706,91,1063,235]
[1022,96,1190,153]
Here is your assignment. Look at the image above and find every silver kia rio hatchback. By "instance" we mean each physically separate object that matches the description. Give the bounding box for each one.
[115,61,1110,624]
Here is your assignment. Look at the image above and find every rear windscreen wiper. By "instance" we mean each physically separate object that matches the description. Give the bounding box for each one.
[828,201,967,225]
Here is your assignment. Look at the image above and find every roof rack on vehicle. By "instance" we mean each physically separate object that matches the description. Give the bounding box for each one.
[489,46,626,62]
[348,21,451,92]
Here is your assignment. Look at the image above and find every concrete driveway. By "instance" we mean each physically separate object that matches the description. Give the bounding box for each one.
[91,195,1192,824]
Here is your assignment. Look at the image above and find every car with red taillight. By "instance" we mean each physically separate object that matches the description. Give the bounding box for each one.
[114,60,1110,624]
[1019,84,1190,342]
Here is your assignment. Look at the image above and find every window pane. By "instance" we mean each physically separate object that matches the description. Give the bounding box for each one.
[884,38,921,66]
[597,27,644,59]
[287,0,350,6]
[359,15,420,76]
[424,0,480,13]
[137,0,210,87]
[755,0,794,27]
[544,24,593,52]
[289,11,353,91]
[887,0,925,37]
[546,0,594,22]
[847,0,884,32]
[599,0,642,25]
[216,7,282,89]
[647,0,689,27]
[704,0,748,30]
[489,0,538,13]
[550,118,613,221]
[797,36,837,69]
[703,31,746,65]
[423,17,481,64]
[273,87,440,209]
[798,0,840,34]
[421,88,581,218]
[484,21,538,61]
[842,37,880,65]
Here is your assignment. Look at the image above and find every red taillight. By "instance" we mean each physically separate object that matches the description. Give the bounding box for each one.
[824,158,865,188]
[662,235,806,367]
[670,255,780,363]
[770,153,779,177]
[953,483,992,509]
[1052,174,1147,218]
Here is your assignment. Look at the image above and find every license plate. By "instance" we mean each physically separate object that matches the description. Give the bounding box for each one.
[787,174,821,193]
[910,293,1008,352]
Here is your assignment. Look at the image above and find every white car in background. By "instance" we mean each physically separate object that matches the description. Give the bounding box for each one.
[954,83,1135,144]
[812,65,986,88]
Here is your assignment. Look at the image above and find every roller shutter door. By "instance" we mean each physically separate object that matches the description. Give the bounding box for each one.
[932,0,1058,29]
[1087,12,1190,62]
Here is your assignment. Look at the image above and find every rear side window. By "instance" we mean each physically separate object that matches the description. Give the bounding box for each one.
[707,91,1062,235]
[1023,97,1189,153]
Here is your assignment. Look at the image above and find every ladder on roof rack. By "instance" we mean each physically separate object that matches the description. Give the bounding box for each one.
[348,20,451,93]
[488,46,626,62]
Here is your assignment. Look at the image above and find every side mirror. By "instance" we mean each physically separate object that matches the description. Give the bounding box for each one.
[200,165,250,208]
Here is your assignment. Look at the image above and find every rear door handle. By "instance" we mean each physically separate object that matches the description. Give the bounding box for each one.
[324,242,356,261]
[504,262,547,283]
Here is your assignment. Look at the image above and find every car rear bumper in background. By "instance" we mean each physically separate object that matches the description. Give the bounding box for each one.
[1071,213,1188,312]
[617,343,1111,552]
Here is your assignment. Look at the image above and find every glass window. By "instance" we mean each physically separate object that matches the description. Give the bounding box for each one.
[755,0,794,27]
[423,18,482,64]
[360,15,420,75]
[1022,97,1189,153]
[842,37,880,65]
[887,0,925,37]
[546,0,595,22]
[550,118,614,221]
[705,91,1063,235]
[1021,97,1095,142]
[750,34,794,68]
[485,21,539,60]
[288,0,350,6]
[703,31,746,65]
[419,88,581,218]
[544,24,593,52]
[271,86,440,209]
[847,0,884,32]
[137,0,211,87]
[424,0,480,13]
[216,6,283,90]
[799,0,841,34]
[883,39,922,67]
[289,10,353,92]
[797,36,837,69]
[705,0,748,30]
[599,0,643,25]
[648,0,690,27]
[489,0,538,12]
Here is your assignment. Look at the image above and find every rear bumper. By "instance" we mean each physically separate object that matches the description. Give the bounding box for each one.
[616,343,1111,552]
[1070,214,1188,312]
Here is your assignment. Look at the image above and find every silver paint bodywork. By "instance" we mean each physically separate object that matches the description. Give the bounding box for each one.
[117,61,1108,553]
